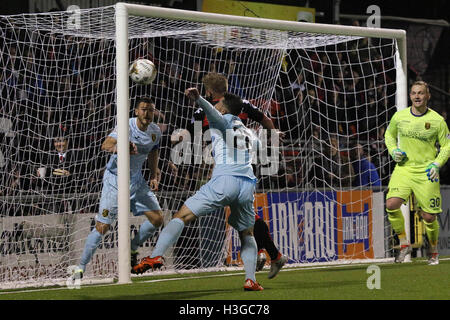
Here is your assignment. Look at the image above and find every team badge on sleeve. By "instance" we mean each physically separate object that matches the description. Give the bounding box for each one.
[152,134,156,142]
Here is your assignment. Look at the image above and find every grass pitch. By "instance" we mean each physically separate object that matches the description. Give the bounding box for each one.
[1,257,449,301]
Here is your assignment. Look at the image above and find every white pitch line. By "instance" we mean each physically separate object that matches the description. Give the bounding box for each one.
[1,257,448,295]
[141,257,450,283]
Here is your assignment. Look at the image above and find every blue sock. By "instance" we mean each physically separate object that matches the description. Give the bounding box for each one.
[131,220,157,252]
[150,218,185,258]
[79,229,103,272]
[241,235,257,281]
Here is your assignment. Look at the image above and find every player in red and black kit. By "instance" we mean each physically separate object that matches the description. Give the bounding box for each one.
[191,94,274,133]
[192,72,287,278]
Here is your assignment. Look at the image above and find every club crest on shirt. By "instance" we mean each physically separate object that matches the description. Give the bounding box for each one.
[152,133,156,142]
[425,122,430,130]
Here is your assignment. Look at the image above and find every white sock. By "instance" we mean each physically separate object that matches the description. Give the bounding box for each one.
[240,235,257,281]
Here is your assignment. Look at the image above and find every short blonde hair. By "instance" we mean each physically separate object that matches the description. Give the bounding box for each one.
[410,80,430,95]
[202,73,228,95]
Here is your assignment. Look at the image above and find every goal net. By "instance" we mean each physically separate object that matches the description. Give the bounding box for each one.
[0,5,405,288]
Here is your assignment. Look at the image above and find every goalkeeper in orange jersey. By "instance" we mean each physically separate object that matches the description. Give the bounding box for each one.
[384,81,450,265]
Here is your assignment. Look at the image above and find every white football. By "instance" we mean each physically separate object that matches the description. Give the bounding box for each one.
[129,59,157,85]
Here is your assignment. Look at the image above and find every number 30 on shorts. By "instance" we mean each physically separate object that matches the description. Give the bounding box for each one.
[429,197,441,208]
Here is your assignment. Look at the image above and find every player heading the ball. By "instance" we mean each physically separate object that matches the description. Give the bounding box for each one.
[132,88,264,291]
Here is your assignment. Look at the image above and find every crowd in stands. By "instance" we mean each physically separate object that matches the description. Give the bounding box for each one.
[0,17,449,218]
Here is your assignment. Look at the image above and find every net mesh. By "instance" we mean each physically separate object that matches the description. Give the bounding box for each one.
[0,6,398,288]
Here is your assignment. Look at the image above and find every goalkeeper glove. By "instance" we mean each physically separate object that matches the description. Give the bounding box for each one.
[391,148,407,163]
[425,163,439,182]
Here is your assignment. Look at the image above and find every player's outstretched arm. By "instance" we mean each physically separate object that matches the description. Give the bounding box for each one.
[384,118,398,153]
[185,87,227,131]
[101,136,138,154]
[101,136,117,153]
[425,119,450,183]
[433,120,450,168]
[148,148,159,191]
[384,114,406,163]
[243,100,285,144]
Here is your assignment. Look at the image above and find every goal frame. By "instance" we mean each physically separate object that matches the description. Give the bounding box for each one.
[114,2,408,284]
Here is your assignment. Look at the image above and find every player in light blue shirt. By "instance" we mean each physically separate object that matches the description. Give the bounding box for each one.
[133,88,264,291]
[71,98,163,279]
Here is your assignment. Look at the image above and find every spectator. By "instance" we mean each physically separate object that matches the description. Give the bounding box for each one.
[290,70,306,97]
[369,125,392,185]
[0,165,22,196]
[28,124,84,217]
[349,141,381,188]
[226,59,244,97]
[324,136,354,188]
[36,124,82,196]
[315,71,326,102]
[158,126,187,191]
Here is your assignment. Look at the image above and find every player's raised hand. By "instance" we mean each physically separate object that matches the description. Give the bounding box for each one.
[185,87,200,101]
[425,162,439,182]
[129,141,138,155]
[391,148,407,163]
[149,178,159,191]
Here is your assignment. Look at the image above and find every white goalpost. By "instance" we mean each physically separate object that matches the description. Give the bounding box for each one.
[115,2,132,285]
[114,3,408,284]
[0,3,409,289]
